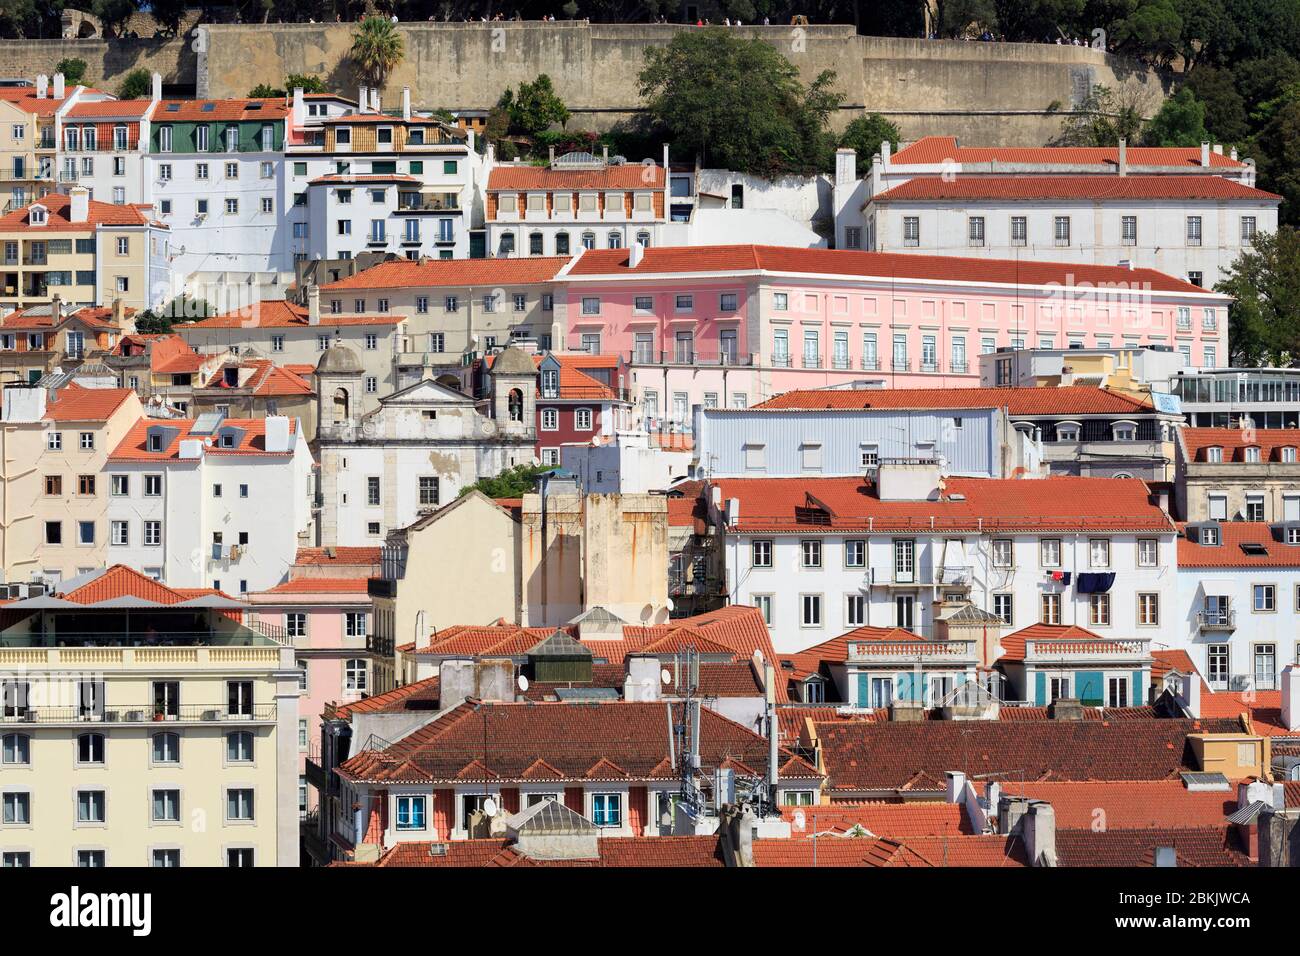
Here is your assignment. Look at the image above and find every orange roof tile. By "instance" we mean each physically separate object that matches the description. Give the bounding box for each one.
[58,564,231,605]
[180,299,401,329]
[780,801,970,837]
[488,164,665,190]
[1183,427,1300,462]
[1199,690,1292,736]
[66,99,154,118]
[710,476,1173,534]
[202,359,313,397]
[756,385,1154,415]
[872,174,1277,202]
[45,385,135,422]
[990,780,1234,829]
[890,136,1248,169]
[260,577,371,595]
[319,256,569,291]
[565,244,1213,295]
[152,98,288,121]
[1176,522,1300,567]
[294,546,381,566]
[996,623,1139,663]
[108,416,297,461]
[0,192,155,232]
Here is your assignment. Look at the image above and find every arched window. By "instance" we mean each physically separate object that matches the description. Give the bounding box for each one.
[581,231,596,250]
[151,732,180,764]
[345,659,368,693]
[508,388,524,423]
[607,231,622,249]
[636,231,651,247]
[332,387,349,422]
[77,732,105,764]
[528,231,544,256]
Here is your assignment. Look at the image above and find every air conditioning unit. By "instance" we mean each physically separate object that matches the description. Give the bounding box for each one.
[202,709,221,721]
[1231,675,1254,691]
[124,710,145,722]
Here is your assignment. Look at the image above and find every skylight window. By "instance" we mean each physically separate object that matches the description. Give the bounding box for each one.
[1240,542,1268,556]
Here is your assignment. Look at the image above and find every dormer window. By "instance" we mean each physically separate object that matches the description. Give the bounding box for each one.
[220,432,235,449]
[1200,525,1220,546]
[1205,446,1223,462]
[1282,447,1298,463]
[1287,526,1300,545]
[28,206,46,226]
[540,368,559,398]
[1244,446,1262,463]
[1112,421,1137,442]
[1055,421,1081,442]
[147,432,163,452]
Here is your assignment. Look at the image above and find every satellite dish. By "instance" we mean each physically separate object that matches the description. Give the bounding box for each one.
[661,668,672,686]
[792,810,807,832]
[482,797,498,817]
[665,597,674,612]
[517,674,529,692]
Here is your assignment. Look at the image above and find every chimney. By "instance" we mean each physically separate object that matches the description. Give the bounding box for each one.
[358,85,368,112]
[371,88,381,113]
[264,415,291,453]
[52,72,65,99]
[662,142,670,170]
[1281,664,1300,731]
[1024,801,1057,866]
[151,72,162,102]
[627,240,644,268]
[439,658,476,708]
[1230,146,1239,162]
[602,145,609,165]
[1117,138,1127,176]
[1049,697,1084,720]
[548,145,555,166]
[944,771,967,803]
[68,186,89,224]
[307,285,320,326]
[880,138,891,167]
[292,87,306,127]
[623,654,661,702]
[35,74,48,99]
[1201,141,1211,167]
[1213,143,1223,155]
[1179,671,1201,717]
[111,297,126,330]
[50,292,64,318]
[835,147,856,187]
[401,86,411,122]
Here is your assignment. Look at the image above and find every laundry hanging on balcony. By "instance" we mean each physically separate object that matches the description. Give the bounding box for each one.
[1075,572,1115,594]
[1048,571,1072,585]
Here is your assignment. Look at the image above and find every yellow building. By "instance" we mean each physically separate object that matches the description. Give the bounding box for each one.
[0,187,172,314]
[0,85,60,214]
[0,565,299,867]
[0,383,143,584]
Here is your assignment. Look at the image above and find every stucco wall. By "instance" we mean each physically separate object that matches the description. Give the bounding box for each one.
[0,24,1165,146]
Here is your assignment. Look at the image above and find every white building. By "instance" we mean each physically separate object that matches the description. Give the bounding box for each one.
[560,431,692,494]
[709,465,1178,654]
[59,93,156,207]
[314,343,537,546]
[833,137,1276,287]
[105,413,313,592]
[485,146,668,258]
[288,86,479,263]
[1177,521,1300,693]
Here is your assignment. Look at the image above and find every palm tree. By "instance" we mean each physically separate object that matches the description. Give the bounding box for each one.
[349,16,404,90]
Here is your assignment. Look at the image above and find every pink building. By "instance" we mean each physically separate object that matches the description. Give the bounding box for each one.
[246,546,378,820]
[555,244,1231,428]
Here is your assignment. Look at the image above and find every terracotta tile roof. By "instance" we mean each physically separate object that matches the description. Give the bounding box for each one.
[488,164,666,190]
[294,546,382,566]
[57,564,215,605]
[993,780,1234,829]
[108,416,297,461]
[0,192,154,231]
[66,305,135,327]
[781,627,927,683]
[66,98,154,118]
[995,623,1140,663]
[1,307,122,331]
[331,676,441,721]
[3,92,76,118]
[1151,649,1206,687]
[894,834,1029,866]
[710,476,1173,534]
[755,385,1155,415]
[338,699,819,785]
[146,336,205,374]
[816,716,1245,793]
[319,256,569,291]
[152,98,288,121]
[753,835,936,867]
[872,174,1278,203]
[566,244,1212,295]
[666,494,705,528]
[179,299,401,329]
[1176,522,1300,567]
[360,835,724,867]
[1199,690,1293,737]
[260,577,371,595]
[202,359,313,397]
[1054,826,1251,866]
[780,801,971,837]
[44,385,135,422]
[1183,426,1300,462]
[308,174,423,185]
[890,136,1248,169]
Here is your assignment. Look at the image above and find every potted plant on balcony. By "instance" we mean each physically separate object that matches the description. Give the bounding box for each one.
[152,708,166,721]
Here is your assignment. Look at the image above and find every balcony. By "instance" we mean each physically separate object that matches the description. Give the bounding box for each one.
[801,355,822,369]
[920,362,939,373]
[623,349,755,368]
[397,193,460,212]
[861,357,880,371]
[892,359,911,372]
[0,703,277,725]
[950,361,969,374]
[847,639,975,662]
[772,354,792,368]
[832,356,851,370]
[1023,638,1150,662]
[1197,609,1236,632]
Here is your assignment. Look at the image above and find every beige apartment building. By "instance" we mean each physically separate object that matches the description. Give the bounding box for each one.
[0,565,299,867]
[0,383,142,584]
[0,187,172,314]
[1179,427,1300,522]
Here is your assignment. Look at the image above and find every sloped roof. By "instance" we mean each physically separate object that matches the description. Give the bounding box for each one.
[488,164,665,190]
[889,136,1248,169]
[1054,826,1251,866]
[871,174,1278,203]
[987,780,1234,830]
[179,299,401,329]
[1176,521,1300,568]
[996,623,1141,663]
[319,256,569,290]
[152,98,288,121]
[1183,427,1300,462]
[44,385,135,422]
[755,385,1155,415]
[109,417,297,461]
[0,192,155,231]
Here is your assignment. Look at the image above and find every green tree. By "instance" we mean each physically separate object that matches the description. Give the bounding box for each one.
[1184,66,1248,144]
[55,58,88,86]
[148,0,189,35]
[135,295,216,333]
[638,28,842,177]
[838,113,901,176]
[1247,91,1300,226]
[116,68,152,100]
[285,73,328,94]
[349,15,404,89]
[501,74,570,138]
[1109,0,1183,67]
[1216,227,1300,365]
[1141,87,1208,146]
[93,0,139,36]
[248,83,283,98]
[458,463,556,499]
[1054,84,1148,146]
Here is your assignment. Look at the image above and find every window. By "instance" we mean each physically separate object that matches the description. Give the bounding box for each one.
[418,476,440,507]
[993,593,1013,625]
[366,476,381,507]
[227,681,253,718]
[2,734,29,765]
[44,475,61,496]
[1242,216,1257,242]
[801,540,822,569]
[144,521,161,546]
[152,789,180,823]
[77,521,94,546]
[1255,644,1277,689]
[844,539,866,568]
[592,793,622,827]
[968,216,984,246]
[226,789,254,821]
[46,431,62,451]
[1138,592,1160,626]
[1010,216,1027,246]
[1137,538,1158,568]
[1054,216,1070,246]
[991,539,1013,568]
[227,732,254,763]
[752,540,773,568]
[1040,538,1061,568]
[753,594,773,625]
[76,790,106,823]
[1107,676,1129,708]
[1254,584,1276,612]
[110,521,128,546]
[575,408,593,430]
[903,216,919,246]
[1041,593,1061,625]
[152,733,179,764]
[3,792,29,824]
[1208,644,1229,689]
[719,292,738,312]
[1246,494,1265,521]
[893,538,916,583]
[396,795,427,831]
[581,297,600,316]
[1121,216,1137,245]
[541,408,558,431]
[1089,538,1110,568]
[1187,215,1202,246]
[1089,593,1111,626]
[800,594,822,627]
[227,848,254,867]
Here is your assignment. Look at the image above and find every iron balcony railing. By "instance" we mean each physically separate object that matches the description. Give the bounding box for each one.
[1196,609,1236,631]
[0,703,276,724]
[623,349,754,367]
